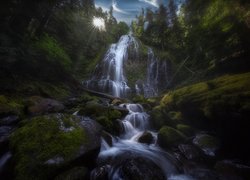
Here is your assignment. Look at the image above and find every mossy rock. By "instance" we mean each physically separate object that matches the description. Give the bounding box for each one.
[78,101,123,133]
[138,131,154,144]
[176,124,195,137]
[0,95,24,117]
[150,107,180,129]
[150,106,167,129]
[157,126,187,148]
[193,134,220,156]
[10,114,101,180]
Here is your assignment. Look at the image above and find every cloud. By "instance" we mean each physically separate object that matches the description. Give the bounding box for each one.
[112,0,129,14]
[138,0,160,8]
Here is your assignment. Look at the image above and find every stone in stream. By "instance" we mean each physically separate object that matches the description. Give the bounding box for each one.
[138,131,154,145]
[178,144,203,160]
[10,114,102,180]
[120,157,165,180]
[91,165,111,180]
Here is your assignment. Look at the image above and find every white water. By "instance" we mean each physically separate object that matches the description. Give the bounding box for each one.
[94,104,193,180]
[83,34,170,98]
[84,35,138,97]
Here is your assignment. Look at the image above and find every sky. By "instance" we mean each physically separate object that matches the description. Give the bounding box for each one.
[94,0,181,24]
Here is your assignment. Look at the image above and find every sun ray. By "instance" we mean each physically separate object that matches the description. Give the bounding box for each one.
[93,17,105,31]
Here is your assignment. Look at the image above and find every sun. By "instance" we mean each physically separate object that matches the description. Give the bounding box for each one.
[93,17,105,31]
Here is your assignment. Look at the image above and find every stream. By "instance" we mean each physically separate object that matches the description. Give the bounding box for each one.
[91,103,194,180]
[85,34,194,179]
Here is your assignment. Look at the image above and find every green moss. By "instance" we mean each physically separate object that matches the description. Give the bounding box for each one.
[158,126,186,148]
[150,106,167,129]
[96,116,113,132]
[168,111,183,122]
[176,124,195,137]
[0,95,24,116]
[160,72,250,122]
[79,101,122,133]
[10,114,87,180]
[35,33,71,70]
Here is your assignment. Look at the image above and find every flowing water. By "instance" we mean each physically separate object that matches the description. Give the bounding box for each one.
[92,103,194,180]
[84,34,169,98]
[84,35,134,97]
[87,34,193,179]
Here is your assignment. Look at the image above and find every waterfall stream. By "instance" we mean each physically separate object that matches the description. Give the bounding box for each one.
[87,34,193,179]
[92,103,194,180]
[84,34,169,98]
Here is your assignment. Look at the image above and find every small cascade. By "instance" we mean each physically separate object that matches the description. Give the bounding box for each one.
[92,103,193,180]
[144,48,159,97]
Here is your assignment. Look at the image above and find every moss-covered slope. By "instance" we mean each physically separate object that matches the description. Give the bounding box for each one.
[154,72,250,160]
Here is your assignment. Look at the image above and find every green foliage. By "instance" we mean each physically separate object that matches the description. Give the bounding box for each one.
[0,95,24,116]
[10,114,87,180]
[159,72,250,132]
[35,33,71,70]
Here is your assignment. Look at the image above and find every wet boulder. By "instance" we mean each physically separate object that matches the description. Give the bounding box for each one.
[10,114,102,180]
[26,96,64,115]
[102,131,113,147]
[120,157,165,180]
[178,144,203,160]
[138,131,154,145]
[91,165,111,180]
[193,134,220,157]
[78,101,126,134]
[157,126,187,148]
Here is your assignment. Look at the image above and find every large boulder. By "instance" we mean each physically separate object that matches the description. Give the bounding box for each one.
[26,96,64,115]
[157,126,187,148]
[78,101,126,134]
[10,114,102,180]
[120,157,165,180]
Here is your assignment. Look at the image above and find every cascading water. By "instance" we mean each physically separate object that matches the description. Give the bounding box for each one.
[85,35,190,179]
[84,35,138,97]
[83,34,169,98]
[91,104,194,180]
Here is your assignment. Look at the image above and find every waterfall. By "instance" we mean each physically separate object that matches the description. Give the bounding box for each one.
[84,35,138,97]
[83,34,169,98]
